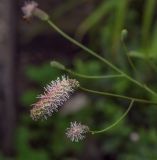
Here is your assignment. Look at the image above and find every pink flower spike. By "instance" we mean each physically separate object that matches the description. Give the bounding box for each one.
[30,76,79,121]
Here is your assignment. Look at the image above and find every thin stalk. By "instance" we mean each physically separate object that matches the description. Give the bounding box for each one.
[91,99,134,134]
[122,41,136,71]
[79,86,157,105]
[46,19,157,96]
[121,30,137,72]
[65,68,124,79]
[50,60,124,79]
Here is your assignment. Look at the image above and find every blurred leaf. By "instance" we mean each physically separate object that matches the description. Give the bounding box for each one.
[111,0,128,52]
[74,59,102,75]
[0,154,5,160]
[149,24,157,58]
[129,51,154,59]
[16,127,31,159]
[113,78,129,94]
[102,136,122,153]
[76,0,116,38]
[16,127,49,160]
[141,0,156,49]
[21,90,39,106]
[52,0,84,19]
[25,63,60,84]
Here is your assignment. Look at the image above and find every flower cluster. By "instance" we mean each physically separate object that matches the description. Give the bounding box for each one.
[66,121,89,142]
[30,76,79,121]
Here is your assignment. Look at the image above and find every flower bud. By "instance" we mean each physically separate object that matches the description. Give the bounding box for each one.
[50,61,65,70]
[121,29,128,41]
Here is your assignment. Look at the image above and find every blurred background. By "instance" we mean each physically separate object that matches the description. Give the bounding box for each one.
[0,0,157,159]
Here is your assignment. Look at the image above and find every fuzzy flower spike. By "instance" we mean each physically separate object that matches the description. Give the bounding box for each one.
[31,76,79,121]
[66,121,89,142]
[22,1,49,21]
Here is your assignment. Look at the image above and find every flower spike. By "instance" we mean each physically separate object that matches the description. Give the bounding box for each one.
[31,76,79,120]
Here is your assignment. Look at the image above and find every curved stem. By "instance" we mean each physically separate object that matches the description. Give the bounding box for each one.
[46,19,157,96]
[79,86,157,105]
[50,61,124,79]
[91,99,134,134]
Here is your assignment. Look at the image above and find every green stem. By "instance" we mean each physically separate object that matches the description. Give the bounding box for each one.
[121,30,137,72]
[79,86,157,105]
[91,99,134,134]
[46,19,157,96]
[50,60,124,79]
[65,68,124,79]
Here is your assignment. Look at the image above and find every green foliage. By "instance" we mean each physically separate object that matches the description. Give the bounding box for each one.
[74,59,102,76]
[25,63,61,84]
[0,154,5,160]
[141,0,156,49]
[21,90,39,106]
[16,127,49,160]
[119,129,157,160]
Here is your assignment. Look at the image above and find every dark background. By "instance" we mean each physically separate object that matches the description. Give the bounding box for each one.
[0,0,157,159]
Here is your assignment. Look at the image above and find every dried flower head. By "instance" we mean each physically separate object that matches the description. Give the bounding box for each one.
[22,1,49,21]
[22,1,38,19]
[30,76,79,121]
[66,121,89,142]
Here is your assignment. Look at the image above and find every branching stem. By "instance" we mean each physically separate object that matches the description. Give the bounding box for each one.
[46,19,157,97]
